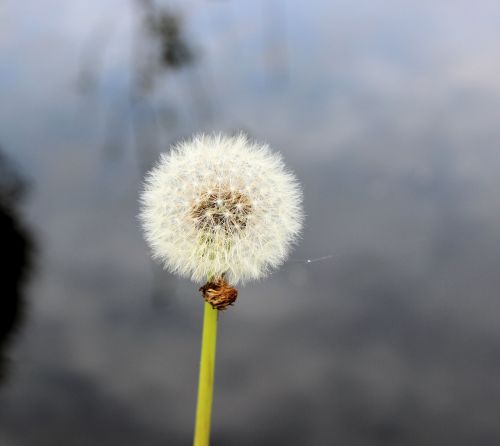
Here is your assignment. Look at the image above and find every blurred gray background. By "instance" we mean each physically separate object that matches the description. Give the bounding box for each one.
[1,0,500,445]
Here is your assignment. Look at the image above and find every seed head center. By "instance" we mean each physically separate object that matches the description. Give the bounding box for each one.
[191,189,252,234]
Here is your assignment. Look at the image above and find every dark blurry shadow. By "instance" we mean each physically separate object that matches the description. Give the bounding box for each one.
[147,7,193,70]
[0,150,33,383]
[129,2,199,171]
[134,0,194,92]
[76,1,209,168]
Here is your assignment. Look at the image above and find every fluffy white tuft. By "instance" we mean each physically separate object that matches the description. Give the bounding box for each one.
[139,133,303,285]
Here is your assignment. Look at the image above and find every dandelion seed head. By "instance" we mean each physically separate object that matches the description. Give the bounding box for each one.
[139,133,303,284]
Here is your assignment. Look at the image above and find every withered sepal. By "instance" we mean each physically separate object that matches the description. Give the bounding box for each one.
[199,277,238,311]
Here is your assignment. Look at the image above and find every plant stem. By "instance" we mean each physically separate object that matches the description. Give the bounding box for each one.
[193,302,218,446]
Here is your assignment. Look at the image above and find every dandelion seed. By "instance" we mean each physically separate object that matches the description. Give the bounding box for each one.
[139,132,303,285]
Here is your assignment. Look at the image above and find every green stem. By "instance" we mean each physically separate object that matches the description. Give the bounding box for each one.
[193,302,218,446]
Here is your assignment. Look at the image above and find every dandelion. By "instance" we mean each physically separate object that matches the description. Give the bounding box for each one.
[139,133,303,445]
[140,133,303,286]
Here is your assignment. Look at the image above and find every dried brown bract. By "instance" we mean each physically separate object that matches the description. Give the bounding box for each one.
[199,277,238,311]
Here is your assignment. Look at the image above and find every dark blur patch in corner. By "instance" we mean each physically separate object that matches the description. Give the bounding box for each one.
[0,149,34,383]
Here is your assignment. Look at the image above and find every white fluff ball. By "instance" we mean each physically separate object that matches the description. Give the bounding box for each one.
[139,133,303,285]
